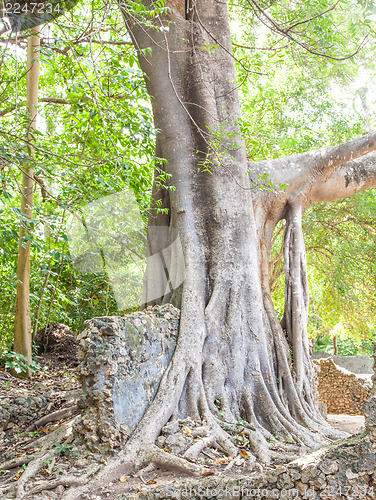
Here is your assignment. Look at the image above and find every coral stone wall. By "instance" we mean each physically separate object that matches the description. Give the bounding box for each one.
[75,304,179,452]
[314,357,371,415]
[313,352,373,374]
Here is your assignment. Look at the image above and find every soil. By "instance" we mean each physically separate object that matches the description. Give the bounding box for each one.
[327,414,365,434]
[0,349,278,500]
[0,329,369,500]
[34,323,79,367]
[0,349,282,500]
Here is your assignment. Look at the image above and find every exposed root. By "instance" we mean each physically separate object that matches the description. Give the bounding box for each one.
[0,452,41,473]
[24,417,79,451]
[15,449,55,498]
[24,405,78,432]
[0,418,78,472]
[0,449,56,498]
[135,464,155,477]
[191,426,210,438]
[222,457,238,472]
[269,450,300,462]
[0,417,79,499]
[242,428,272,464]
[146,445,202,475]
[201,416,238,458]
[53,409,335,500]
[135,462,156,479]
[183,436,215,459]
[212,434,238,457]
[46,455,56,475]
[27,467,101,497]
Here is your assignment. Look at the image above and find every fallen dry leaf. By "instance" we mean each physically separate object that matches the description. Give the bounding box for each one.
[147,480,157,484]
[202,468,216,476]
[12,469,25,481]
[212,457,231,466]
[239,450,249,458]
[119,475,128,482]
[182,425,192,437]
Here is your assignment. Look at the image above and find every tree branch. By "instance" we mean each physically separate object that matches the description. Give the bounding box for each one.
[0,98,83,114]
[246,0,368,61]
[40,97,73,104]
[308,150,376,204]
[249,131,376,199]
[0,104,16,117]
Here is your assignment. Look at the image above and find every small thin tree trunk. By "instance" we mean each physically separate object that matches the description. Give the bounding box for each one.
[333,334,338,355]
[13,26,41,377]
[312,337,316,352]
[32,270,50,342]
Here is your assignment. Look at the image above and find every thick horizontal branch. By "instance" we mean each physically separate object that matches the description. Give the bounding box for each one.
[308,151,376,204]
[0,34,133,49]
[249,131,376,199]
[0,98,84,113]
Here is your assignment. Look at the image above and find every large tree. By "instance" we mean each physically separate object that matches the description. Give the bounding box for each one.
[69,0,376,489]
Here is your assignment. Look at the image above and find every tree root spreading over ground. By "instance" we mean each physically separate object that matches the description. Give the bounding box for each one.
[0,346,375,500]
[0,403,362,500]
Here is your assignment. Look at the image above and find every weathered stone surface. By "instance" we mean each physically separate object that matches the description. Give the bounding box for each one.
[156,435,166,448]
[313,352,373,374]
[276,471,294,489]
[0,395,48,434]
[75,304,180,452]
[162,421,180,435]
[318,458,338,475]
[138,433,376,499]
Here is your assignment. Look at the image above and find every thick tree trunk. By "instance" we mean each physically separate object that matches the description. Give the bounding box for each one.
[13,27,40,378]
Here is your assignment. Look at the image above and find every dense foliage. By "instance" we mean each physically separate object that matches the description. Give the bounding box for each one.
[0,3,156,354]
[231,0,376,354]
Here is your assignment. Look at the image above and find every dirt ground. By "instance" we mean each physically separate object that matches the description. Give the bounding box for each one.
[327,414,365,434]
[0,355,277,500]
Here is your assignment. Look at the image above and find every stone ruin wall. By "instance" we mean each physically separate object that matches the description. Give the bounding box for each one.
[314,357,372,415]
[74,304,179,452]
